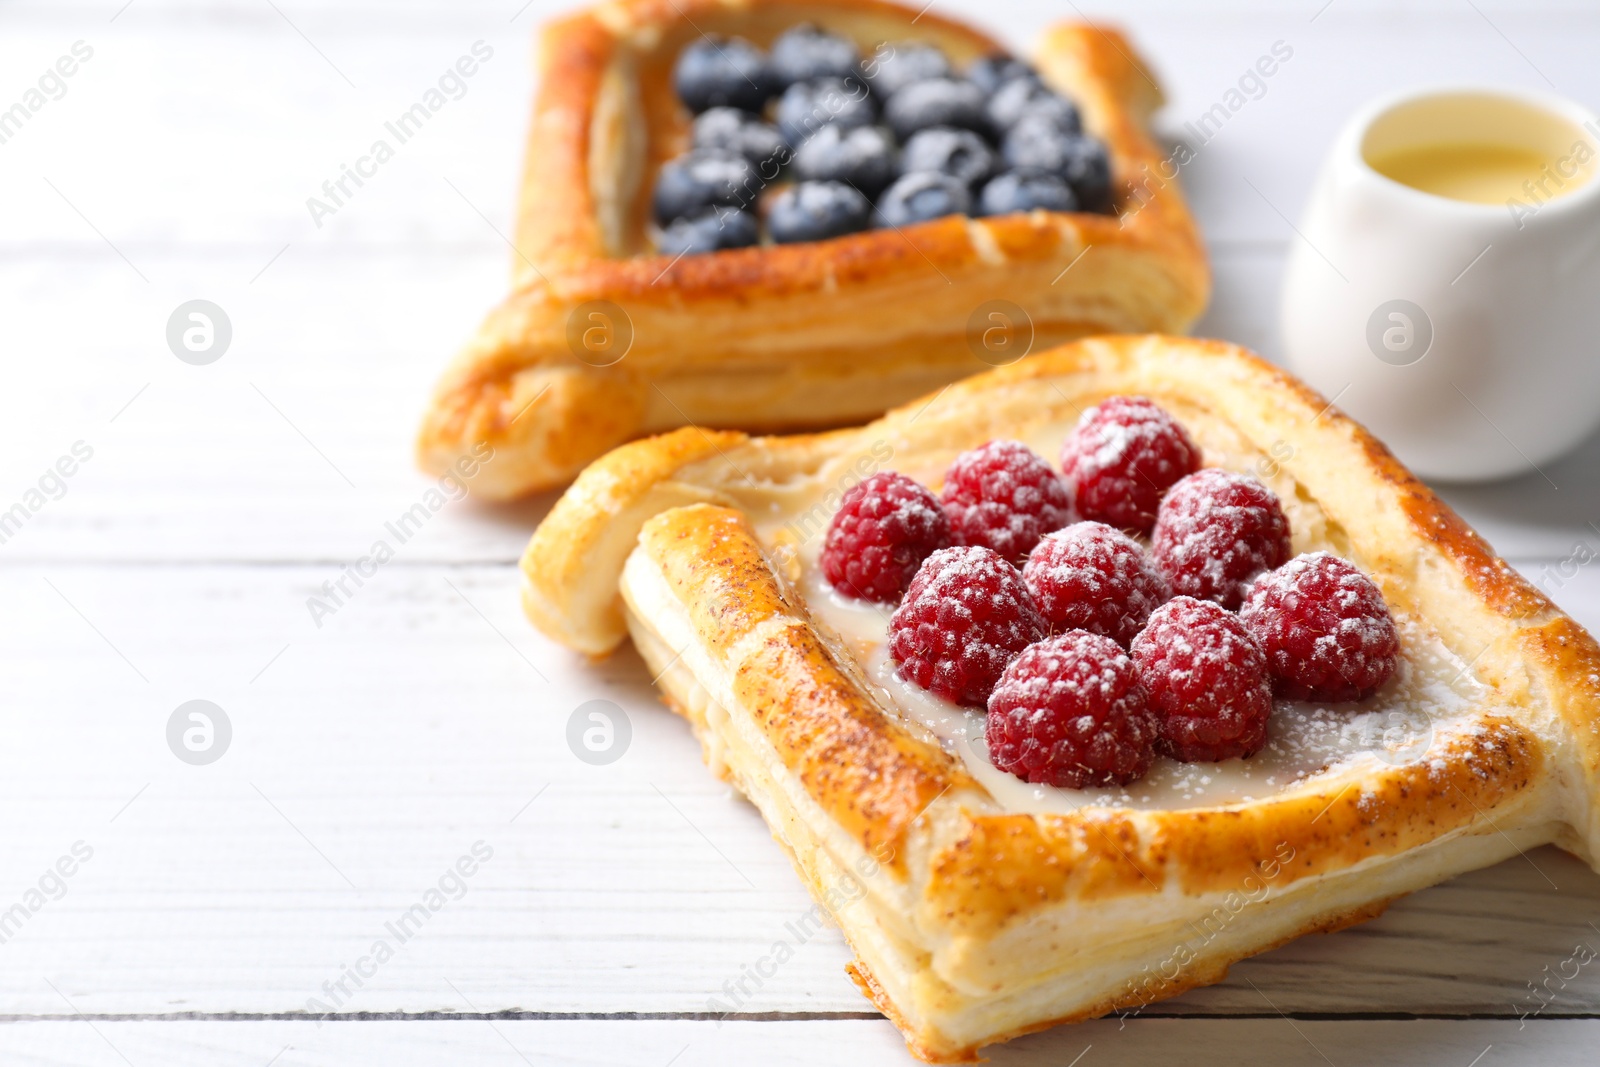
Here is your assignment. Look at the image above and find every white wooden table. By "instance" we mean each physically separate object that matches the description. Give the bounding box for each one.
[4,1,1600,1063]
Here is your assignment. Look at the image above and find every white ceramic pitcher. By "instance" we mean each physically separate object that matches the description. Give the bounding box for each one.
[1280,86,1600,481]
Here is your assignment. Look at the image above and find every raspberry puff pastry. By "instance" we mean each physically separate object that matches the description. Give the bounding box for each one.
[519,335,1600,1062]
[417,0,1208,498]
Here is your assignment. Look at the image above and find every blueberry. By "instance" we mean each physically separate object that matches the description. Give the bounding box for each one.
[673,36,776,114]
[1001,121,1113,212]
[1061,140,1114,214]
[770,24,861,87]
[863,41,951,98]
[899,127,995,188]
[985,78,1081,134]
[874,171,972,227]
[658,207,761,256]
[793,125,898,197]
[1015,94,1081,136]
[999,115,1083,172]
[978,169,1078,215]
[775,76,877,145]
[966,53,1036,95]
[691,107,788,171]
[768,180,872,243]
[652,151,758,225]
[882,78,987,140]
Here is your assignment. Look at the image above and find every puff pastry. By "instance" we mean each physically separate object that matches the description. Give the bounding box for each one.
[416,0,1209,499]
[519,335,1600,1062]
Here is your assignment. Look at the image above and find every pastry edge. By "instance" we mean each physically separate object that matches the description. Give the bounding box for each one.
[521,333,1600,1058]
[416,3,1211,498]
[617,513,1564,1060]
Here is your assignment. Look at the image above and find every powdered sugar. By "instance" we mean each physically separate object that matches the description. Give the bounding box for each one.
[864,612,1478,812]
[942,440,1075,561]
[1023,521,1171,645]
[760,412,1475,814]
[1133,596,1272,762]
[987,631,1158,787]
[821,471,950,602]
[1060,396,1201,533]
[886,545,1044,707]
[1241,552,1401,701]
[1150,468,1291,609]
[795,531,1480,813]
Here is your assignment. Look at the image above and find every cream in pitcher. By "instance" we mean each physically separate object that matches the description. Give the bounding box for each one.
[1369,141,1590,208]
[1282,87,1600,481]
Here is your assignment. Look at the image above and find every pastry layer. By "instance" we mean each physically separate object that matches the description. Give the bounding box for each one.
[418,0,1210,498]
[625,530,1555,1057]
[520,335,1600,1060]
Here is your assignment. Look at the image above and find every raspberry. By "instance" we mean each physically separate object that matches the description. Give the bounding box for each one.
[821,472,951,602]
[1132,597,1273,762]
[888,546,1045,707]
[986,631,1158,787]
[1023,522,1170,646]
[941,440,1075,562]
[1059,396,1201,535]
[1239,552,1400,702]
[1150,468,1292,610]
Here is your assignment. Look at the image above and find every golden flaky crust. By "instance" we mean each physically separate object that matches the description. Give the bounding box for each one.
[636,505,969,872]
[519,336,1600,1060]
[417,0,1209,498]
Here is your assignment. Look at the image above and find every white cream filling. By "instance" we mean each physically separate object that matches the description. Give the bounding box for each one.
[747,432,1490,815]
[797,559,1484,812]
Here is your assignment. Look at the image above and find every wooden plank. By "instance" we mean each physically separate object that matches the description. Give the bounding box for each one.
[1,244,1596,564]
[0,1017,1595,1067]
[0,4,1592,568]
[4,0,1600,1048]
[0,6,1593,248]
[1,563,1598,1017]
[0,6,535,248]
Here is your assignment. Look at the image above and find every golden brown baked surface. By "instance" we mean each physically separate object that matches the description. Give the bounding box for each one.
[517,335,1600,1061]
[417,0,1210,498]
